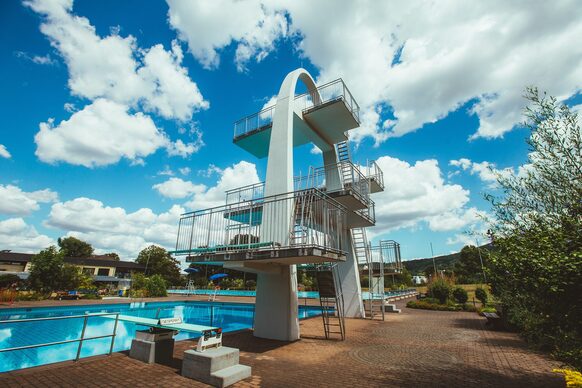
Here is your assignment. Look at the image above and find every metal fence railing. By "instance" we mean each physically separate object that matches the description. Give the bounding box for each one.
[0,313,120,362]
[225,161,372,209]
[173,189,348,258]
[233,78,360,140]
[366,160,385,190]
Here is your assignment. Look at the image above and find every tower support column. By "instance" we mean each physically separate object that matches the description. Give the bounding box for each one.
[254,265,300,341]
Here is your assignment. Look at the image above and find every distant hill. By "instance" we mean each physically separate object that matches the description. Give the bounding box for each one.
[404,243,492,275]
[403,252,460,275]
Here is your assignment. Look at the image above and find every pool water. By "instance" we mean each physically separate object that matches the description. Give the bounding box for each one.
[0,301,322,373]
[168,289,410,299]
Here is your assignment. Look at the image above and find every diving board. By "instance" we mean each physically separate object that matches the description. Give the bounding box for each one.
[106,314,222,352]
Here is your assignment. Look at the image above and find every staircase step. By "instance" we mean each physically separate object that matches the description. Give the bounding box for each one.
[210,364,252,388]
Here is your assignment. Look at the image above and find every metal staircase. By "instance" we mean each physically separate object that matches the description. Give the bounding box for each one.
[336,140,354,185]
[289,190,315,246]
[351,228,385,320]
[315,264,346,340]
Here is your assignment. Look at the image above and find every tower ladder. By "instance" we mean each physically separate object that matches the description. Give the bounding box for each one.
[315,263,346,340]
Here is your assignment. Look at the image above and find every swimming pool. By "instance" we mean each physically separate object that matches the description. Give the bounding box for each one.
[167,289,414,299]
[0,301,322,373]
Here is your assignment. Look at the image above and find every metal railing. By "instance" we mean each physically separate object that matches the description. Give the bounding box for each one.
[233,78,360,140]
[368,240,403,274]
[355,199,376,225]
[174,189,348,258]
[366,160,384,190]
[0,313,120,362]
[225,161,372,208]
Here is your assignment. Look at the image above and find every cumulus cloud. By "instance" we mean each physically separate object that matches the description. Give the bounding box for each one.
[0,184,58,216]
[185,161,260,209]
[166,0,288,71]
[0,144,11,159]
[168,1,581,143]
[46,197,184,258]
[25,0,208,121]
[449,158,515,188]
[0,218,54,252]
[35,99,168,167]
[370,156,476,234]
[153,177,205,199]
[14,50,57,65]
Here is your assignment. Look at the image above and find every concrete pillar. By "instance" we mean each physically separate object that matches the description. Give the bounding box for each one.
[336,232,365,317]
[254,69,319,341]
[254,265,299,341]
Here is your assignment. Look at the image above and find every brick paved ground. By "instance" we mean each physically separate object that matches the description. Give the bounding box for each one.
[0,298,563,387]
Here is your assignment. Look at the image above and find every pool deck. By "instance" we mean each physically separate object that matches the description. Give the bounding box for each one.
[0,298,563,387]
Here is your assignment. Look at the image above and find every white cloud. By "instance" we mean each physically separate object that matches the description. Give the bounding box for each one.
[370,156,472,234]
[166,0,288,71]
[25,0,208,121]
[153,177,205,199]
[35,99,168,167]
[169,1,581,142]
[0,218,54,252]
[0,144,11,159]
[185,161,260,209]
[178,167,191,176]
[46,197,184,258]
[15,50,57,65]
[449,158,514,188]
[427,207,486,232]
[0,184,58,216]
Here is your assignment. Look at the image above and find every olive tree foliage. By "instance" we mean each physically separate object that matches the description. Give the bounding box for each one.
[485,88,582,369]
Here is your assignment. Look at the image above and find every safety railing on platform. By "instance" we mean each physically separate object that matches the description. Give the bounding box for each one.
[366,160,384,190]
[0,313,120,362]
[355,199,376,224]
[225,161,372,208]
[233,78,360,140]
[174,189,348,258]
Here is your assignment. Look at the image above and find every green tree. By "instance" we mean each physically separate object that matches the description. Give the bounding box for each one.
[427,278,451,304]
[60,264,93,291]
[454,245,488,284]
[452,286,468,304]
[136,245,182,287]
[57,236,94,257]
[28,247,65,293]
[485,88,582,369]
[103,253,120,261]
[145,274,167,297]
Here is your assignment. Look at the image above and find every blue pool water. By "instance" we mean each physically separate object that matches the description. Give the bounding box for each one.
[0,301,322,373]
[168,289,411,299]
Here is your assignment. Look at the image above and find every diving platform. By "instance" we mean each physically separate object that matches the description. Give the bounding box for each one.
[233,79,360,159]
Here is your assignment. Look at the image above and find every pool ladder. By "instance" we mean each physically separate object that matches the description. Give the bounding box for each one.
[315,263,346,340]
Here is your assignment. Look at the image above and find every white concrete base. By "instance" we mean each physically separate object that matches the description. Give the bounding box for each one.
[336,235,364,318]
[254,265,299,341]
[182,347,251,388]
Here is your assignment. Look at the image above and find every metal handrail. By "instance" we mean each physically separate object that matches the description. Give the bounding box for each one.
[0,312,120,362]
[233,78,360,140]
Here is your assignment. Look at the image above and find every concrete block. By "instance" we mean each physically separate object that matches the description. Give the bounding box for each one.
[183,347,239,376]
[182,347,251,387]
[129,338,175,365]
[211,364,252,387]
[129,339,155,364]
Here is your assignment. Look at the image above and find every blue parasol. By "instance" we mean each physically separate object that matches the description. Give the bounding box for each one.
[209,273,228,281]
[184,268,199,274]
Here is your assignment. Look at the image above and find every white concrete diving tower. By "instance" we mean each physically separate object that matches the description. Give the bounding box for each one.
[173,68,383,341]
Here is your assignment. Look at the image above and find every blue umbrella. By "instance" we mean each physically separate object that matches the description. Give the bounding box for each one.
[184,268,199,274]
[209,273,228,281]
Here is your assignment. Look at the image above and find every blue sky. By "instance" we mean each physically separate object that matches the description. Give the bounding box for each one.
[0,0,580,262]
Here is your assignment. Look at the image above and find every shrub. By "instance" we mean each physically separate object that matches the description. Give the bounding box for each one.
[232,279,244,290]
[475,287,488,305]
[428,279,451,304]
[145,275,167,297]
[0,274,23,289]
[452,286,469,304]
[407,300,461,311]
[245,280,256,290]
